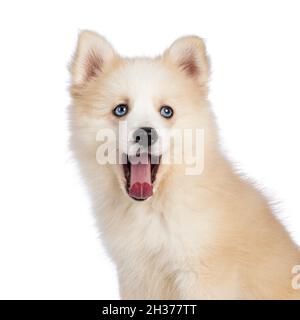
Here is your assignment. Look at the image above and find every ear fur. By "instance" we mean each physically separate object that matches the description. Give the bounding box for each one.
[163,36,210,86]
[71,30,118,86]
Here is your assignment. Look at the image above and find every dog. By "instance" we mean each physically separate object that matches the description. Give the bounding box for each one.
[69,30,300,299]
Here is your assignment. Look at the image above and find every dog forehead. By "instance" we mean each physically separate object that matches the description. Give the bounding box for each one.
[114,59,175,98]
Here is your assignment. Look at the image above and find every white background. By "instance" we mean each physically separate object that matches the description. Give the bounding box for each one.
[0,0,299,299]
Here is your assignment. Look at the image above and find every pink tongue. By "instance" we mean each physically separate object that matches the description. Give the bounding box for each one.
[129,153,153,200]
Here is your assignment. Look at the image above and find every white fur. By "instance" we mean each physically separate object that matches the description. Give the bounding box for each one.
[69,31,300,299]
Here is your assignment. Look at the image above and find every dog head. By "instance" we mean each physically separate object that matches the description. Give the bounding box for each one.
[70,31,211,202]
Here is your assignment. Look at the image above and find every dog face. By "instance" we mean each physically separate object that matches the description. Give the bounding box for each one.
[70,31,210,202]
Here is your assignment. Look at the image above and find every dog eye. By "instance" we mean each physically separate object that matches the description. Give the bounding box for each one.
[160,106,173,118]
[113,104,128,117]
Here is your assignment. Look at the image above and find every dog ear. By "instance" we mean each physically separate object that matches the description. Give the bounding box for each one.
[163,36,210,86]
[71,30,118,86]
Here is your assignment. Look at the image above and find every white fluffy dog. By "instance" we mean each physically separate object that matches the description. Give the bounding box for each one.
[69,31,300,299]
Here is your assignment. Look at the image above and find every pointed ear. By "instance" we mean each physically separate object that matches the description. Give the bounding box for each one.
[71,30,118,86]
[163,36,210,86]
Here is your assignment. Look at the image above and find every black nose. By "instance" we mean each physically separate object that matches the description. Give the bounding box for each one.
[133,127,158,147]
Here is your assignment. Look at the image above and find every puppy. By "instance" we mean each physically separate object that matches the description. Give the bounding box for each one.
[69,31,300,299]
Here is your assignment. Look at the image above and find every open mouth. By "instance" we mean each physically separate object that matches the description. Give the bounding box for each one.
[122,153,161,201]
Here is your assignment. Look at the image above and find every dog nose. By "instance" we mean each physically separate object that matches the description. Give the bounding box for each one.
[133,127,158,147]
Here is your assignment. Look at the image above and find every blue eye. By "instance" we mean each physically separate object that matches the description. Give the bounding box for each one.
[160,106,174,118]
[113,104,128,117]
